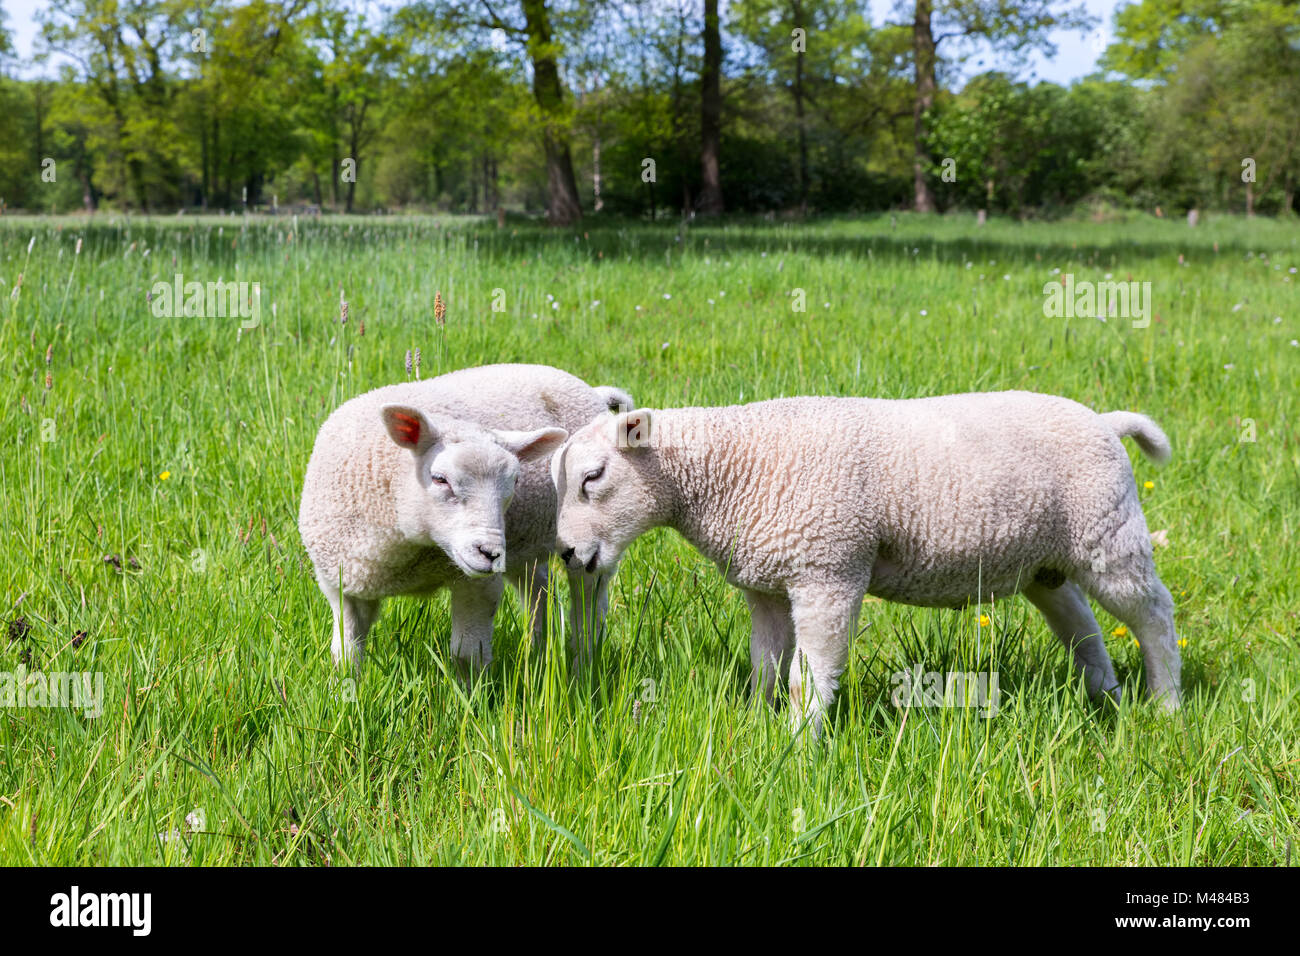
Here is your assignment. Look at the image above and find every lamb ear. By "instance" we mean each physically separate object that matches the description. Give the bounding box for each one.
[494,427,568,463]
[611,409,652,451]
[550,440,569,493]
[381,404,439,454]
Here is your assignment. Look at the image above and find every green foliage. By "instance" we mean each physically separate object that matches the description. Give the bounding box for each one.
[929,74,1146,213]
[1147,19,1300,213]
[1102,0,1233,79]
[1,2,1296,215]
[923,0,1300,216]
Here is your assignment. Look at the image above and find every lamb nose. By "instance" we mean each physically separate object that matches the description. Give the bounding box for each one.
[479,545,502,562]
[560,547,575,563]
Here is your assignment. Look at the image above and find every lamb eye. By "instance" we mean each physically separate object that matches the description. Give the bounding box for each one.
[431,472,449,486]
[582,465,604,487]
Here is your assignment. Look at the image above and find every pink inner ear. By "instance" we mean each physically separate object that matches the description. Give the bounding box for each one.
[391,413,422,447]
[623,415,643,444]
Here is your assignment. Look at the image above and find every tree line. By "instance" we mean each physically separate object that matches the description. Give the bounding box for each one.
[1,0,1297,221]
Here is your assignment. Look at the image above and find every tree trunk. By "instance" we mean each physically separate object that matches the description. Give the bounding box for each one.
[668,6,692,215]
[522,0,583,225]
[329,83,341,210]
[331,149,340,210]
[912,0,938,213]
[540,128,582,224]
[211,114,220,207]
[199,115,209,209]
[129,157,148,212]
[346,129,359,214]
[1245,181,1254,218]
[33,82,46,164]
[593,137,603,212]
[793,1,808,211]
[697,0,724,215]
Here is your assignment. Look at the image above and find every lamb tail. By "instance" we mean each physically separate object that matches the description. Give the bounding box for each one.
[595,385,635,413]
[1101,410,1171,464]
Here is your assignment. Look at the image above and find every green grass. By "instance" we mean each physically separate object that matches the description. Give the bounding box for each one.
[1,211,1297,865]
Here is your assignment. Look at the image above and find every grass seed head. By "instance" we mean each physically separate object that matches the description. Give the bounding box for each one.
[7,616,30,644]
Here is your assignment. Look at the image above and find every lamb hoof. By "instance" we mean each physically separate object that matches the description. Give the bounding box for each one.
[453,656,487,689]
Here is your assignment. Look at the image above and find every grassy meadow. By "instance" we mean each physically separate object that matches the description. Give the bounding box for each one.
[1,212,1297,865]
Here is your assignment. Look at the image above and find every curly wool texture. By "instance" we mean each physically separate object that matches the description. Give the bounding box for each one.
[640,392,1165,603]
[300,363,628,601]
[559,389,1180,731]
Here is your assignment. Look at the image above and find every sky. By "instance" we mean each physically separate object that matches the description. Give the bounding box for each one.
[3,0,1123,86]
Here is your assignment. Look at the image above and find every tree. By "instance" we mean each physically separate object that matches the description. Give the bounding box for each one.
[732,0,894,212]
[899,0,1093,212]
[6,0,1295,217]
[0,7,15,70]
[731,0,813,209]
[1105,0,1300,215]
[584,0,691,219]
[521,0,583,223]
[1102,0,1231,79]
[0,9,37,210]
[696,0,724,214]
[301,2,397,212]
[37,0,187,209]
[179,0,310,210]
[441,1,584,223]
[910,0,938,211]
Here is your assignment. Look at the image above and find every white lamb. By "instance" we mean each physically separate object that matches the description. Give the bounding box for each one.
[300,363,631,678]
[551,391,1180,734]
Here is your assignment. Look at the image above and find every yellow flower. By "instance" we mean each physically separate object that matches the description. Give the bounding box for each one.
[159,471,171,481]
[1177,638,1188,648]
[979,614,990,627]
[1143,480,1154,490]
[1112,625,1128,637]
[1132,638,1140,648]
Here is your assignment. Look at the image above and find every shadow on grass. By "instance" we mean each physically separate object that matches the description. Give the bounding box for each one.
[331,569,1221,738]
[12,213,1279,274]
[457,219,1260,270]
